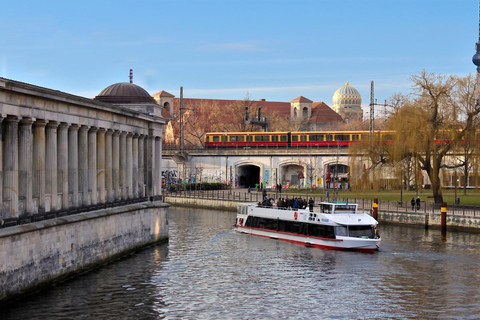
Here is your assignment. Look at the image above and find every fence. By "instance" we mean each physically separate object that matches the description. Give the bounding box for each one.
[0,196,162,229]
[164,189,479,217]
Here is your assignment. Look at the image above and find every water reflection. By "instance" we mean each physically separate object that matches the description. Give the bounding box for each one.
[1,207,480,319]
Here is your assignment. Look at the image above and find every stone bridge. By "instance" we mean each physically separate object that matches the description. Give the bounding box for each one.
[162,147,352,189]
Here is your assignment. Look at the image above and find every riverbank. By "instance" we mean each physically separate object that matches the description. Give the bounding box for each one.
[0,201,169,302]
[165,195,480,231]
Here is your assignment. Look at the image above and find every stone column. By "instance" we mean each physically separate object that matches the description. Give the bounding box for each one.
[112,131,120,201]
[33,120,47,212]
[119,131,127,200]
[68,124,79,207]
[97,128,106,203]
[126,133,133,199]
[3,116,20,217]
[155,137,162,196]
[78,125,89,206]
[0,117,3,210]
[146,135,155,197]
[132,134,139,198]
[57,122,69,210]
[89,127,98,205]
[144,137,148,195]
[46,121,58,211]
[138,135,145,197]
[19,117,34,215]
[105,129,114,203]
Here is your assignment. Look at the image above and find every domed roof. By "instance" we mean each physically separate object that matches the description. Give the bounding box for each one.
[332,81,362,106]
[95,82,156,104]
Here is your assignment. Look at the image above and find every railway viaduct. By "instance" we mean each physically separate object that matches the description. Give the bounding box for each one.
[162,147,355,189]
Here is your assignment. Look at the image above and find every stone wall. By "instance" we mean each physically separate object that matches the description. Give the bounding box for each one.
[0,202,169,302]
[165,196,480,230]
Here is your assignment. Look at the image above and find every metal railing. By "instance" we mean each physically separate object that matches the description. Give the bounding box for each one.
[0,196,162,229]
[164,190,479,217]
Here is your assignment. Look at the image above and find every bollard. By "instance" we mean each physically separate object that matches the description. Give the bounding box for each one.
[441,202,447,235]
[372,198,378,220]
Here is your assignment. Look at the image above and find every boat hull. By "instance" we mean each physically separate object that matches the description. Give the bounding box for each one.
[235,225,381,252]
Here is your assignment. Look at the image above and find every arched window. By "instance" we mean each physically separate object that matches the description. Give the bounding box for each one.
[294,107,298,117]
[303,107,308,118]
[164,102,170,109]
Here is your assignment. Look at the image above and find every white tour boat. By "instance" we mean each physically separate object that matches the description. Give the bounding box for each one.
[235,201,381,252]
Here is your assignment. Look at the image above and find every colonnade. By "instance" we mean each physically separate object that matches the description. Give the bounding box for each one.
[1,115,163,219]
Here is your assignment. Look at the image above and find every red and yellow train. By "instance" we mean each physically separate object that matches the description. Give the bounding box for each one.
[204,130,480,148]
[204,131,392,148]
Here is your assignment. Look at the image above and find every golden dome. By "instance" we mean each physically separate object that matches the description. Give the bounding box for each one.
[332,82,362,107]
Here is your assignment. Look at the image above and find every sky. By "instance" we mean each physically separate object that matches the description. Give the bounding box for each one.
[0,0,478,117]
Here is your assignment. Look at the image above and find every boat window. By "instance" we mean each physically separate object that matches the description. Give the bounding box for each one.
[334,226,348,237]
[320,204,333,213]
[334,205,357,213]
[308,224,335,238]
[348,225,374,238]
[244,215,335,238]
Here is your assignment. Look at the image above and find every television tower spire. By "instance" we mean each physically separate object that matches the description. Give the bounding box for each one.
[472,1,480,76]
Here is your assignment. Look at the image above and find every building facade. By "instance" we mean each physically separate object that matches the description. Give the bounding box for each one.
[0,78,167,219]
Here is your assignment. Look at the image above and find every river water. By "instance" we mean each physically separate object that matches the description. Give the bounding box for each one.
[2,206,480,319]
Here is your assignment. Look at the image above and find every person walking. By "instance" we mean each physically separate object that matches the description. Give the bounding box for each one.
[416,197,420,210]
[411,198,415,210]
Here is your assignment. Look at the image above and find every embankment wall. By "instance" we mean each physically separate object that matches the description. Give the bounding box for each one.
[165,196,480,230]
[0,202,169,302]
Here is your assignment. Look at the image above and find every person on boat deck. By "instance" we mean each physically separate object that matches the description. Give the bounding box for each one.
[276,198,283,207]
[300,198,307,209]
[308,198,315,212]
[293,198,299,209]
[411,198,415,210]
[286,197,293,209]
[262,198,272,207]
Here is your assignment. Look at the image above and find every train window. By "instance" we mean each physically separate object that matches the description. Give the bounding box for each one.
[272,136,279,142]
[335,135,350,141]
[435,133,450,140]
[309,135,324,141]
[280,135,288,142]
[255,135,270,142]
[292,135,306,142]
[326,135,333,141]
[205,136,210,142]
[246,136,253,142]
[230,135,245,142]
[382,134,396,141]
[352,135,359,141]
[212,136,220,142]
[360,134,369,141]
[221,136,228,142]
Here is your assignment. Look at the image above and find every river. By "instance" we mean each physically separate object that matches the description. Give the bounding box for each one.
[2,206,480,319]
